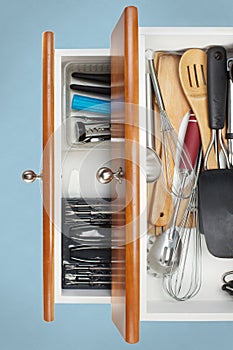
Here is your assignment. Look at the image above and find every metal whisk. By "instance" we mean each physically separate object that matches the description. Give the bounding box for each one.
[162,151,202,301]
[146,49,195,199]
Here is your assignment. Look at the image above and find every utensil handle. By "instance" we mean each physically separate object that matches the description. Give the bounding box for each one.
[227,59,233,137]
[146,50,166,112]
[146,73,155,149]
[180,114,201,170]
[207,46,227,130]
[72,72,110,84]
[72,94,111,114]
[70,84,111,96]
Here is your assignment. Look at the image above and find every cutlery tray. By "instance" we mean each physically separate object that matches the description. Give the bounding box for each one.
[62,198,112,290]
[63,59,111,147]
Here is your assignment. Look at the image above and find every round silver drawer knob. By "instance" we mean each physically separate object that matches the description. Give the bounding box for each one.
[22,170,41,183]
[96,167,124,184]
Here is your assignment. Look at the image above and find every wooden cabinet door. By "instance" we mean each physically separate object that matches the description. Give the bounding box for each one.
[42,31,55,322]
[110,6,140,344]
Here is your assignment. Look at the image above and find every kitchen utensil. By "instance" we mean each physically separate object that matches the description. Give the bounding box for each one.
[163,150,202,301]
[147,187,183,275]
[146,147,161,183]
[65,202,113,210]
[72,72,111,84]
[147,114,200,275]
[63,198,123,226]
[65,205,114,217]
[70,236,112,247]
[64,264,112,271]
[146,53,164,232]
[64,217,112,226]
[204,46,229,168]
[148,53,191,227]
[70,246,111,263]
[146,49,195,201]
[72,94,110,115]
[154,54,190,135]
[221,270,233,296]
[179,48,217,169]
[227,58,233,166]
[64,267,112,288]
[66,116,111,145]
[65,280,111,286]
[65,273,111,279]
[65,202,114,208]
[198,168,233,257]
[146,73,162,183]
[198,46,233,258]
[66,207,116,214]
[70,84,111,97]
[66,210,112,217]
[75,119,111,143]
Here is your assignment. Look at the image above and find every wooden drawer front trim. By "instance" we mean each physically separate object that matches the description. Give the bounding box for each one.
[111,6,140,344]
[42,31,55,322]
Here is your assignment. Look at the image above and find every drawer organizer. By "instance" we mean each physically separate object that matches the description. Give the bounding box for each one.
[61,58,114,293]
[62,198,112,290]
[22,5,233,345]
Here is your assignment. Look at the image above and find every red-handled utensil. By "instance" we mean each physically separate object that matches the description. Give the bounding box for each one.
[180,113,201,170]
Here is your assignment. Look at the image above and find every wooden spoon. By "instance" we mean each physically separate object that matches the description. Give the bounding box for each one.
[179,48,217,169]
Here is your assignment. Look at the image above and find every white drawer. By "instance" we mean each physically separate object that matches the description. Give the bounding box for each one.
[139,27,233,321]
[53,49,113,304]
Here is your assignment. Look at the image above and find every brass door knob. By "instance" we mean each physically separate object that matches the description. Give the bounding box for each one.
[22,170,41,183]
[96,167,124,184]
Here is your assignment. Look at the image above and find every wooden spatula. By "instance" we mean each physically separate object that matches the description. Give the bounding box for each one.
[148,53,190,228]
[179,48,217,169]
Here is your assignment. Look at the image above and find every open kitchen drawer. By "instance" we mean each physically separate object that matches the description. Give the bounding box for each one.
[22,6,140,344]
[22,5,233,345]
[139,27,233,322]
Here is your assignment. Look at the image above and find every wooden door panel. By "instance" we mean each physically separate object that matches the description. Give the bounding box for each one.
[42,31,55,322]
[111,6,140,344]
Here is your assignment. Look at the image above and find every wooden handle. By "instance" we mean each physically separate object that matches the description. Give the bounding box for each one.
[42,31,55,322]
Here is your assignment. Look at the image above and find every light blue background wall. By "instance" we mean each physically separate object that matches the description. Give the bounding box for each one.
[1,0,233,349]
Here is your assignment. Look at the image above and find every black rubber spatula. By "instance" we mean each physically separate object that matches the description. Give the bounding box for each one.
[198,46,233,258]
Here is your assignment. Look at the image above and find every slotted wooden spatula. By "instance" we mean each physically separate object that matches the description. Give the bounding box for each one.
[179,48,217,169]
